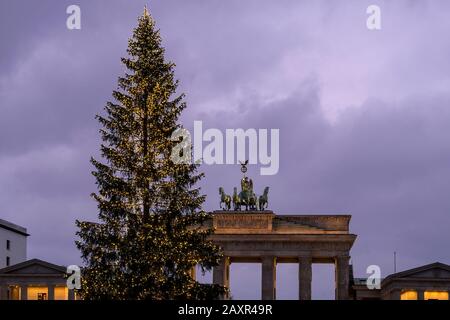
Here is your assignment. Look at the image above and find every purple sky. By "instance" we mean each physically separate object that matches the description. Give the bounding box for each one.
[1,0,450,299]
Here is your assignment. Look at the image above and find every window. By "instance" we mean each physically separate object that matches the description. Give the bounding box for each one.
[27,287,48,300]
[400,290,418,300]
[424,291,449,300]
[6,240,10,250]
[6,256,10,266]
[37,293,47,300]
[55,287,68,300]
[8,286,20,300]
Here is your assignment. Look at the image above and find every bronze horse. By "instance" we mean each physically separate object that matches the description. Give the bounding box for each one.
[232,187,240,210]
[219,187,231,210]
[258,187,269,210]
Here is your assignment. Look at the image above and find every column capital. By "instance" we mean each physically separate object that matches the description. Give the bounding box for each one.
[336,255,351,261]
[298,255,312,261]
[261,256,277,263]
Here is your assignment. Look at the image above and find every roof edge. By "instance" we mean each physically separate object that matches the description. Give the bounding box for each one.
[0,218,29,236]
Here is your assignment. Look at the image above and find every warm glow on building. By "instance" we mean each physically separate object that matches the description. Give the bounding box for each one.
[54,286,68,300]
[8,286,20,300]
[27,286,48,300]
[400,290,418,300]
[424,291,449,300]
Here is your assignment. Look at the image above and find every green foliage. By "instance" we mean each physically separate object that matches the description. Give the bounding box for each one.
[75,8,224,300]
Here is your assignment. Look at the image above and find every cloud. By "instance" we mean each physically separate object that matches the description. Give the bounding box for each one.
[1,0,450,298]
[198,87,450,293]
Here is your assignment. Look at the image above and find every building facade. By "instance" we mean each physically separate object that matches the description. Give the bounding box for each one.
[1,214,449,301]
[352,262,450,300]
[0,259,75,300]
[207,211,357,300]
[0,219,28,268]
[0,218,75,300]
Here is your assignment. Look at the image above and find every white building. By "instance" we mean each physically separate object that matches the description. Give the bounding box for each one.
[0,219,28,268]
[0,219,77,300]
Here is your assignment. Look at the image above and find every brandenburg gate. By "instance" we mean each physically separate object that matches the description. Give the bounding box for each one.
[207,162,356,300]
[207,211,356,300]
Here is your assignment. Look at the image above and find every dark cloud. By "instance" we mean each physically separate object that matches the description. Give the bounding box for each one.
[1,0,449,299]
[198,87,450,298]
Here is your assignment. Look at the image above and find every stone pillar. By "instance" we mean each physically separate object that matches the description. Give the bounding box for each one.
[261,256,276,300]
[189,266,197,281]
[213,256,230,299]
[0,285,8,300]
[390,289,401,300]
[20,285,27,300]
[298,256,312,300]
[335,256,350,300]
[48,285,55,300]
[68,289,75,300]
[417,289,425,300]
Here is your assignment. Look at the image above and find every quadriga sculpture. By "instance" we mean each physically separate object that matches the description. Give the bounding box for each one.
[219,162,270,211]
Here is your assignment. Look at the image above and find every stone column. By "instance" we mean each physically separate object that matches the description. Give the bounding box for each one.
[189,266,197,281]
[335,256,350,300]
[48,285,55,300]
[261,256,276,300]
[298,256,312,300]
[390,289,401,300]
[417,289,425,300]
[0,285,8,300]
[20,285,27,300]
[213,256,230,299]
[68,289,75,300]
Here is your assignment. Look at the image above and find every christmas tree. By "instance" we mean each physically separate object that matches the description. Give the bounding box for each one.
[76,8,225,300]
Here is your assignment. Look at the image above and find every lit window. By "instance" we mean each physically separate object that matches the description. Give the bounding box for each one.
[27,287,48,300]
[424,291,449,300]
[8,286,20,300]
[55,287,68,300]
[400,290,418,300]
